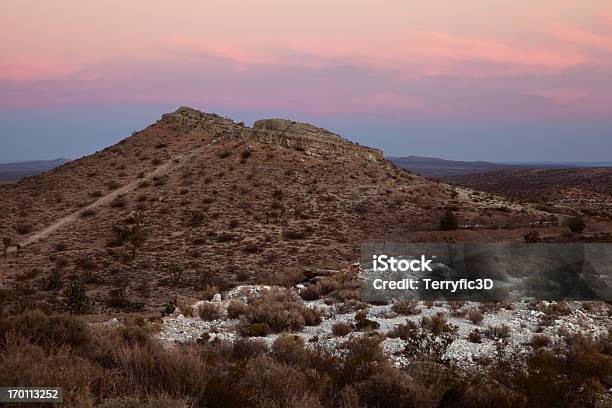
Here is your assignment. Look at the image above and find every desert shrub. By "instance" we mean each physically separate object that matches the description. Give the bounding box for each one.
[448,301,466,317]
[439,209,458,230]
[243,322,272,337]
[240,149,252,159]
[467,329,483,343]
[315,266,361,302]
[63,281,93,314]
[2,237,12,257]
[106,179,121,189]
[75,254,97,270]
[198,303,221,321]
[90,190,103,198]
[15,223,32,235]
[243,288,317,332]
[332,322,353,337]
[566,216,585,233]
[217,149,231,159]
[184,209,204,227]
[216,233,234,242]
[392,300,420,316]
[162,302,176,316]
[299,285,321,301]
[355,364,430,408]
[81,208,96,217]
[151,158,162,165]
[43,269,62,291]
[54,242,67,251]
[105,297,144,312]
[420,312,457,335]
[353,202,370,214]
[226,300,249,319]
[175,296,196,317]
[302,307,322,326]
[242,242,259,253]
[271,334,307,364]
[232,338,267,360]
[566,333,612,382]
[282,228,306,239]
[110,196,126,208]
[485,324,511,340]
[537,301,571,318]
[355,310,380,331]
[523,230,540,243]
[467,309,484,325]
[201,284,219,301]
[387,320,420,340]
[0,310,90,349]
[154,143,168,149]
[164,263,184,287]
[529,334,551,349]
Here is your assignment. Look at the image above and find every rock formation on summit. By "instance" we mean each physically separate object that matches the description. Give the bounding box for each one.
[251,119,384,161]
[160,107,384,161]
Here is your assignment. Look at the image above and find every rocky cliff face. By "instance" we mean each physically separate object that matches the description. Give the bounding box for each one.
[160,107,384,161]
[250,119,384,161]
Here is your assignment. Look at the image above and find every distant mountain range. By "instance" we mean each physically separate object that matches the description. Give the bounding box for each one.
[0,158,71,183]
[388,155,612,178]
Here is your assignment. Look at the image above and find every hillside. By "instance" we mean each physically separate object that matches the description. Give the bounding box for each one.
[0,158,70,184]
[388,155,515,177]
[0,107,597,314]
[445,168,612,219]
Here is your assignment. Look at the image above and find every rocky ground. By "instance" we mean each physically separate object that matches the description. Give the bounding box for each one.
[152,282,611,371]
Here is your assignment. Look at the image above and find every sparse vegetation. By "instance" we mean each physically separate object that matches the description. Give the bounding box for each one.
[2,237,11,258]
[523,230,540,243]
[242,288,320,333]
[198,303,221,321]
[392,300,420,316]
[332,321,353,336]
[567,216,586,233]
[439,209,458,230]
[184,208,204,227]
[63,281,93,314]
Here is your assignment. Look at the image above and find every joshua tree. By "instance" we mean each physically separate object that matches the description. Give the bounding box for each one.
[127,210,146,259]
[2,237,12,258]
[112,210,146,259]
[166,263,184,287]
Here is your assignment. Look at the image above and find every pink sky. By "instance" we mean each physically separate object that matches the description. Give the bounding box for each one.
[1,0,612,120]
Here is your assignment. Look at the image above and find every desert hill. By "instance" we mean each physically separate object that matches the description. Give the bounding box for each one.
[444,167,612,219]
[388,155,516,177]
[0,158,70,184]
[0,107,575,314]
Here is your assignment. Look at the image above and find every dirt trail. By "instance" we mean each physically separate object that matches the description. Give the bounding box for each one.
[12,147,204,250]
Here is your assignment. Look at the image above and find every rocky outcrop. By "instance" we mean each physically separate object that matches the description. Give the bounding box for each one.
[160,107,384,161]
[159,106,244,137]
[250,119,384,161]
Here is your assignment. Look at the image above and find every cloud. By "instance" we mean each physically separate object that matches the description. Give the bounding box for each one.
[548,22,612,54]
[0,58,78,82]
[525,88,589,105]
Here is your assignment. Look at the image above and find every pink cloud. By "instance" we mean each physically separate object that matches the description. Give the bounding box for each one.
[0,58,78,82]
[602,9,612,26]
[526,89,589,105]
[548,22,612,53]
